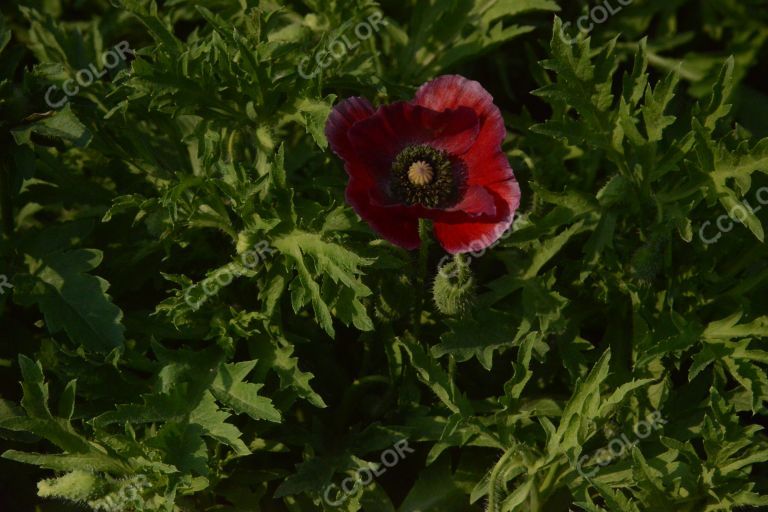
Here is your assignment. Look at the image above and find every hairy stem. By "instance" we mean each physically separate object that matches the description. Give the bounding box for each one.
[412,219,430,340]
[486,448,515,512]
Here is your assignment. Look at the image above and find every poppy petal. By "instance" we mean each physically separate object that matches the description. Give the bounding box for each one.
[348,102,479,180]
[325,96,376,164]
[446,185,497,217]
[413,75,510,185]
[345,173,421,250]
[432,178,521,254]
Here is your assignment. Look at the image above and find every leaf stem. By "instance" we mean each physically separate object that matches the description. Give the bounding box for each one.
[538,461,561,498]
[226,128,238,163]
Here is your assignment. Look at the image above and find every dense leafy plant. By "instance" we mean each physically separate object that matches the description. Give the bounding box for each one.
[1,0,767,511]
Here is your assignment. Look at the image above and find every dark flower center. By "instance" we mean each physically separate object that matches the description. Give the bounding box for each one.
[391,145,456,208]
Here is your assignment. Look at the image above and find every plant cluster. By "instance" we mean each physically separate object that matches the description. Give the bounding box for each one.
[1,1,767,511]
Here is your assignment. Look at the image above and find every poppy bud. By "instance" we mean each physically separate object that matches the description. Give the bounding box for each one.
[433,256,475,316]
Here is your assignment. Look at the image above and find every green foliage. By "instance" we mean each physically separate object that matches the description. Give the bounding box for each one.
[1,1,767,511]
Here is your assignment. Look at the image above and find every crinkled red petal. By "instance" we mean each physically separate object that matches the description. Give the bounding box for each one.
[325,96,375,166]
[347,101,479,181]
[431,178,521,254]
[414,75,511,186]
[345,172,421,250]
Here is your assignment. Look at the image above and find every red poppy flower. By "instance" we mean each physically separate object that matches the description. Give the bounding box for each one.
[325,75,521,254]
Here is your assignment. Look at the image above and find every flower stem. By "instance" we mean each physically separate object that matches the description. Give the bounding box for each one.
[486,448,515,512]
[412,219,430,340]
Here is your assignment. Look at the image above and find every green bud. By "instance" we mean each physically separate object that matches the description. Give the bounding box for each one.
[433,255,475,316]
